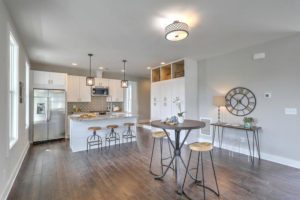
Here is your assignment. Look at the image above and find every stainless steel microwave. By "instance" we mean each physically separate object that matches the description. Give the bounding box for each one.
[92,87,109,96]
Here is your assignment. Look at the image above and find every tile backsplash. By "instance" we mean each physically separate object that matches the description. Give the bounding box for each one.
[67,96,107,114]
[67,97,123,114]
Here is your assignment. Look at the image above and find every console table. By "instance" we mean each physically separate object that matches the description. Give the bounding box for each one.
[210,122,261,163]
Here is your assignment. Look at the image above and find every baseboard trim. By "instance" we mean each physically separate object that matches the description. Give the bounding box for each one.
[198,138,300,169]
[1,142,30,200]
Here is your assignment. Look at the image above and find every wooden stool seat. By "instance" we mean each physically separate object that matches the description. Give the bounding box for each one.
[88,127,101,131]
[152,131,167,138]
[189,142,213,152]
[107,125,119,129]
[124,122,135,126]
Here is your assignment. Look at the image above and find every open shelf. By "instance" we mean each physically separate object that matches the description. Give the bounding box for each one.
[160,64,171,81]
[172,60,184,78]
[151,68,160,82]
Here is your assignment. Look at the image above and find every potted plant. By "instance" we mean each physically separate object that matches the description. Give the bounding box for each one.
[173,97,185,123]
[243,117,254,129]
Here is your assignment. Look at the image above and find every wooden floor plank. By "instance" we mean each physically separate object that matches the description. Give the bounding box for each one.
[8,128,300,200]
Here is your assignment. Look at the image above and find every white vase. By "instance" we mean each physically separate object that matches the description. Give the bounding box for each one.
[178,116,184,124]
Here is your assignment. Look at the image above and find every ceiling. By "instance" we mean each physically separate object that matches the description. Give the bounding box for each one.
[4,0,300,77]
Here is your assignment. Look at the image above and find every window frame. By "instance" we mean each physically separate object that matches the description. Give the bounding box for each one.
[9,32,19,149]
[25,61,30,129]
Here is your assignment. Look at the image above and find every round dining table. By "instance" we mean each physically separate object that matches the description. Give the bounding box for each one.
[151,119,206,195]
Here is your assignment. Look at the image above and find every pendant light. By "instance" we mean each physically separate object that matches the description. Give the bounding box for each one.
[86,53,95,86]
[121,59,128,88]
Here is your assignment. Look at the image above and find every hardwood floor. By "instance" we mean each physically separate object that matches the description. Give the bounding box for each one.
[8,128,300,200]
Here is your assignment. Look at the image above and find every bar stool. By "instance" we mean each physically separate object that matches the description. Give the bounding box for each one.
[182,142,220,200]
[149,131,174,176]
[105,124,121,149]
[87,127,102,151]
[122,122,136,142]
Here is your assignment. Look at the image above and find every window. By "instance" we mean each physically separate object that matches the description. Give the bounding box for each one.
[25,62,30,129]
[9,32,19,148]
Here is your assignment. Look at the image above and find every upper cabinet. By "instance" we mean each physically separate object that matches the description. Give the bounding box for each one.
[67,75,91,102]
[32,70,67,90]
[107,79,124,102]
[94,78,109,87]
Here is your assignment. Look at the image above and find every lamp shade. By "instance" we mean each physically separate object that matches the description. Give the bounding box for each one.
[213,96,225,107]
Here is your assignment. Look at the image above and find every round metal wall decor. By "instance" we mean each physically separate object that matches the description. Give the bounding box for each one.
[225,87,256,116]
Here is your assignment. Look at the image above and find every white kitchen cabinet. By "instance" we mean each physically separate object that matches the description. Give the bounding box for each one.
[49,72,67,89]
[79,77,91,102]
[107,79,124,102]
[32,70,67,90]
[151,82,161,120]
[94,78,109,87]
[67,75,91,102]
[160,80,173,118]
[171,77,185,116]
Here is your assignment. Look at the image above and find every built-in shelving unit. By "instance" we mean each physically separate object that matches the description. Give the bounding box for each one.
[152,68,160,82]
[160,64,172,81]
[172,60,184,78]
[150,58,198,143]
[151,59,185,82]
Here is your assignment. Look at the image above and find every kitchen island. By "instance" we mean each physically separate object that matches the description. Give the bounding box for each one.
[69,113,138,152]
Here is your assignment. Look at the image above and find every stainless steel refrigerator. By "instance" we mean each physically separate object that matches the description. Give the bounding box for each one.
[33,89,66,142]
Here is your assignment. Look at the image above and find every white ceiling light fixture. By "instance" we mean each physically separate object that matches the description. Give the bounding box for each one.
[147,66,151,70]
[99,66,104,70]
[72,62,78,66]
[161,62,165,65]
[165,20,189,41]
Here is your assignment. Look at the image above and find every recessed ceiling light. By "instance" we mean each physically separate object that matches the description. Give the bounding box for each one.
[99,66,104,70]
[161,62,165,65]
[147,66,151,70]
[72,63,78,66]
[121,69,125,72]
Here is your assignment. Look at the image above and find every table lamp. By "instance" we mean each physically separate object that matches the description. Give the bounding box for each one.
[213,96,225,123]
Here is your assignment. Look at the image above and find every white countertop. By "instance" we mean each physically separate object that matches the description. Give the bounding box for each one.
[69,113,138,121]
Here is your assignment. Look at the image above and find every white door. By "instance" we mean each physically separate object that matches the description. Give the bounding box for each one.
[67,75,80,102]
[79,76,91,102]
[49,72,66,89]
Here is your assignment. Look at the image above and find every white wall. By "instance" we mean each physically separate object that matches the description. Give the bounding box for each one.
[0,1,30,199]
[198,34,300,168]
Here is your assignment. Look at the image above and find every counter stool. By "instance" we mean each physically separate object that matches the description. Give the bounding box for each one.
[149,131,174,176]
[122,123,136,142]
[182,142,220,200]
[87,127,102,152]
[105,125,121,149]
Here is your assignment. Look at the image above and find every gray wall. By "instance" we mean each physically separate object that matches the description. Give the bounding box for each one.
[0,0,30,199]
[198,34,300,168]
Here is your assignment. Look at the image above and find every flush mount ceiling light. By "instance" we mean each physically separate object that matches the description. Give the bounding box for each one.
[72,62,78,66]
[121,59,128,88]
[165,20,189,41]
[86,54,95,86]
